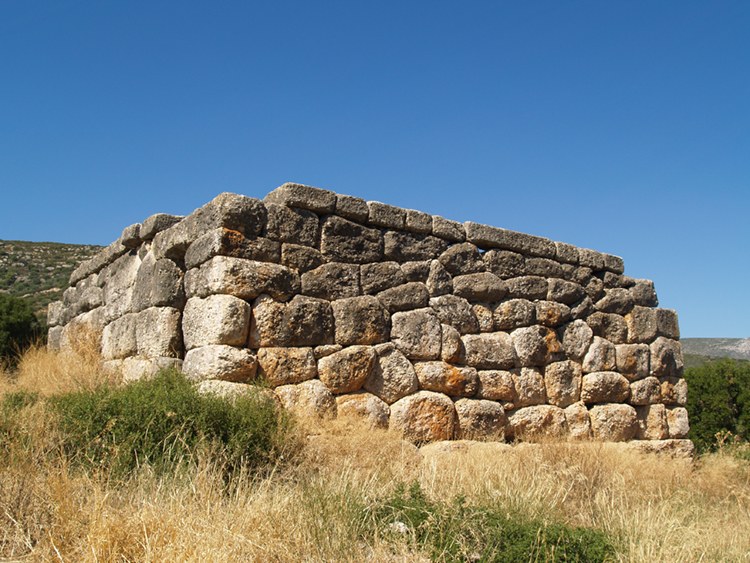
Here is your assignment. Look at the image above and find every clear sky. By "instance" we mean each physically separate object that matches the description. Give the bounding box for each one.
[1,1,748,338]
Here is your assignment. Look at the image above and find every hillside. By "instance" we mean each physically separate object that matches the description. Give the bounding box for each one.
[0,240,101,322]
[682,338,750,363]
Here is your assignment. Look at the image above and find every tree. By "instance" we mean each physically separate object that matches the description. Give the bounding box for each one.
[0,293,42,364]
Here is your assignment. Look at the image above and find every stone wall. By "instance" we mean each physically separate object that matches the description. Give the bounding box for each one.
[48,183,689,447]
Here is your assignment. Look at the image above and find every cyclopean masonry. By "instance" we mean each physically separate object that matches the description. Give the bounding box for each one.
[48,183,690,452]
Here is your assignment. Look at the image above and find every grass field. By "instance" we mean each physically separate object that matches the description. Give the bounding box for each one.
[1,341,749,562]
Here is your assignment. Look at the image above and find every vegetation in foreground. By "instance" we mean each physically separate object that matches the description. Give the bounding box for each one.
[1,342,749,561]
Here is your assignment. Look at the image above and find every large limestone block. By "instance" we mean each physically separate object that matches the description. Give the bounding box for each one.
[185,256,299,301]
[513,367,547,407]
[275,379,337,419]
[452,272,507,302]
[196,380,278,403]
[626,439,694,459]
[472,303,495,332]
[650,337,684,378]
[595,288,634,315]
[405,209,433,234]
[629,376,661,405]
[184,228,280,269]
[438,242,485,275]
[332,295,390,346]
[493,299,536,330]
[361,262,405,294]
[547,278,585,305]
[666,407,690,438]
[413,361,478,397]
[335,392,390,428]
[101,313,137,360]
[440,324,464,363]
[615,343,650,381]
[523,257,563,278]
[558,320,593,360]
[390,391,457,443]
[335,193,369,222]
[660,377,688,406]
[432,216,466,242]
[368,201,405,229]
[140,213,183,241]
[302,263,361,300]
[365,343,419,404]
[544,361,582,408]
[280,243,325,273]
[534,301,571,328]
[629,279,658,307]
[483,249,524,279]
[582,336,616,373]
[401,260,431,282]
[101,252,142,321]
[183,295,250,350]
[257,347,317,387]
[625,306,658,343]
[119,357,183,383]
[477,370,516,404]
[183,345,257,383]
[318,345,376,394]
[564,402,592,440]
[320,215,383,263]
[70,238,129,286]
[635,404,669,440]
[656,309,680,339]
[377,282,430,313]
[426,260,453,296]
[136,307,182,358]
[464,222,556,258]
[429,294,479,334]
[384,231,448,262]
[586,312,628,344]
[249,294,334,347]
[131,253,185,312]
[511,325,562,367]
[505,276,548,300]
[264,203,319,246]
[589,404,638,441]
[507,405,567,440]
[461,332,516,370]
[454,399,506,441]
[47,300,65,327]
[581,371,630,404]
[47,326,63,351]
[391,308,441,360]
[264,182,337,214]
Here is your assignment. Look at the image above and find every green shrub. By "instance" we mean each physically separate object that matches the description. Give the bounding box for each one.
[373,481,614,562]
[50,369,295,478]
[685,359,750,452]
[0,294,42,364]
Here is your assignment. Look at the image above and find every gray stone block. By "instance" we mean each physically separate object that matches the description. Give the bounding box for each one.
[264,182,336,214]
[464,221,556,258]
[302,262,361,300]
[320,215,383,263]
[432,216,465,241]
[367,201,406,229]
[335,194,369,222]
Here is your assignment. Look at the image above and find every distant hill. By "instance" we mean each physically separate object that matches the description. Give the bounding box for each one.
[682,338,750,362]
[0,240,101,322]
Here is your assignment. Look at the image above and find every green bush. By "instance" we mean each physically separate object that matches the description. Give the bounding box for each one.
[373,481,614,562]
[685,359,750,452]
[0,294,42,364]
[50,369,295,478]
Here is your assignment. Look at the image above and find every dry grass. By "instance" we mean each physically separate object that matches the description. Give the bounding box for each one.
[1,345,749,561]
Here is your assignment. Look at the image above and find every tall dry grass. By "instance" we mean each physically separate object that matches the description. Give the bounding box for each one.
[1,343,749,561]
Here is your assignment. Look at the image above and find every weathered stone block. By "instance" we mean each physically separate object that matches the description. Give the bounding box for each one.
[554,241,580,264]
[440,324,464,363]
[360,262,405,294]
[280,243,325,273]
[264,204,319,247]
[249,294,334,347]
[140,213,183,241]
[413,361,478,397]
[630,279,658,307]
[511,325,562,367]
[404,209,433,234]
[589,404,638,441]
[656,309,680,339]
[335,392,389,428]
[595,288,634,315]
[185,256,299,301]
[558,320,593,360]
[660,377,688,406]
[264,182,336,214]
[578,248,605,270]
[587,312,628,344]
[320,215,383,263]
[534,301,571,328]
[335,194,369,222]
[477,370,516,404]
[377,282,429,312]
[401,260,432,282]
[432,216,465,241]
[332,295,390,346]
[302,263,360,300]
[275,379,337,419]
[544,361,582,408]
[426,260,453,296]
[101,252,142,321]
[454,399,506,441]
[513,367,547,407]
[101,314,137,360]
[183,295,250,350]
[581,371,630,404]
[650,337,684,378]
[483,249,524,279]
[547,278,585,305]
[615,343,650,380]
[666,407,690,438]
[384,231,449,262]
[318,345,377,394]
[507,405,567,440]
[390,391,456,443]
[625,306,658,343]
[564,402,592,440]
[452,272,507,302]
[493,299,536,330]
[629,376,661,405]
[505,276,548,300]
[582,336,616,373]
[184,228,280,269]
[121,223,141,249]
[47,300,65,327]
[429,294,479,334]
[391,308,441,360]
[132,253,185,311]
[438,243,485,275]
[183,345,257,383]
[136,307,182,358]
[635,404,669,440]
[464,222,556,258]
[257,347,317,387]
[462,332,516,370]
[472,303,495,332]
[367,201,405,229]
[365,343,419,404]
[523,257,563,278]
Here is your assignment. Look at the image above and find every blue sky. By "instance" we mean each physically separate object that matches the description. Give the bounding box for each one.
[1,1,748,338]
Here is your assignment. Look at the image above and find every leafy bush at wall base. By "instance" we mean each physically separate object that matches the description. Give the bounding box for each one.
[0,294,42,365]
[50,369,295,478]
[685,359,750,452]
[372,481,615,562]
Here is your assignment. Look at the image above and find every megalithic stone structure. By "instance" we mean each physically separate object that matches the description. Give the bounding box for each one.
[48,183,690,450]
